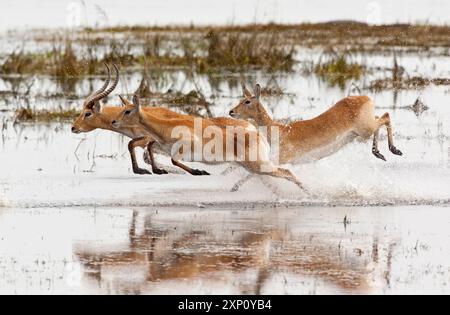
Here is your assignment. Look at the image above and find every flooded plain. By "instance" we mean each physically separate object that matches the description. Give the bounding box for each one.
[1,23,450,294]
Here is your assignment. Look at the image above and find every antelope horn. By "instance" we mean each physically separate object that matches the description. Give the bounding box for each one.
[119,95,131,106]
[84,63,110,107]
[88,64,120,106]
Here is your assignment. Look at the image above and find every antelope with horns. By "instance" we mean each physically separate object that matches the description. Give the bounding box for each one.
[71,64,169,175]
[111,94,306,192]
[229,84,403,165]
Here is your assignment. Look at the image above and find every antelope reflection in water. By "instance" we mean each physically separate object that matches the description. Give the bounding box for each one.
[74,210,395,294]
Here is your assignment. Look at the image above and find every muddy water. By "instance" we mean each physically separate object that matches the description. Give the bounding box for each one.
[0,205,450,294]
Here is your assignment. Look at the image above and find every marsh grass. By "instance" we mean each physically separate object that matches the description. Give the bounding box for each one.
[203,31,295,72]
[314,52,365,89]
[164,90,209,106]
[2,44,97,77]
[369,76,450,91]
[1,28,296,78]
[368,56,450,91]
[1,51,47,74]
[15,107,79,122]
[82,22,450,54]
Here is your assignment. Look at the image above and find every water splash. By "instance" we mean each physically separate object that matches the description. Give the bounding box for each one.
[0,194,8,207]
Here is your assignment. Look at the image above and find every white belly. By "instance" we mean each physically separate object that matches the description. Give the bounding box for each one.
[291,132,358,164]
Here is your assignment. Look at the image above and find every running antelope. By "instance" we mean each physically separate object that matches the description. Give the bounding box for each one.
[71,64,210,176]
[71,64,166,175]
[229,84,403,165]
[111,95,305,192]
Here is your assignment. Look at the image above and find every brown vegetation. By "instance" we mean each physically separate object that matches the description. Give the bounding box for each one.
[15,108,79,122]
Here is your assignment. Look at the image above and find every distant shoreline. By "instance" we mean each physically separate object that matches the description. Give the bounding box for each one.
[2,20,450,35]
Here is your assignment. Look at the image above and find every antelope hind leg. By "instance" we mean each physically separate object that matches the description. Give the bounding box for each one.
[378,113,403,156]
[171,158,210,176]
[146,141,169,175]
[372,128,386,161]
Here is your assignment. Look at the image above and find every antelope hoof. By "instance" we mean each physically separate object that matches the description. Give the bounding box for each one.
[389,146,403,156]
[191,169,210,176]
[133,168,152,175]
[152,168,169,175]
[230,185,240,192]
[300,185,309,194]
[372,150,386,161]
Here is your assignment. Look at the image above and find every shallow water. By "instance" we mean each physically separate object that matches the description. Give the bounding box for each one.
[1,56,449,208]
[1,205,450,294]
[0,117,449,209]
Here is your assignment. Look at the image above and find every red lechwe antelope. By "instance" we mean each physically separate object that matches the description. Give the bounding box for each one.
[229,84,403,165]
[111,94,306,192]
[71,64,212,176]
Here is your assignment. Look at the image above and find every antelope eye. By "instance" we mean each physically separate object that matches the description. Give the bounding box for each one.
[245,100,251,105]
[124,110,132,115]
[84,112,92,118]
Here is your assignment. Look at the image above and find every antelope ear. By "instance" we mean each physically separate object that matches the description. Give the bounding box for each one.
[241,82,252,98]
[93,100,102,113]
[132,94,141,113]
[254,84,261,100]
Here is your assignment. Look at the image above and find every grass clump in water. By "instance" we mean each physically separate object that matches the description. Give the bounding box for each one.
[314,53,365,89]
[1,43,94,77]
[1,29,296,77]
[1,51,47,74]
[15,108,79,122]
[202,31,295,72]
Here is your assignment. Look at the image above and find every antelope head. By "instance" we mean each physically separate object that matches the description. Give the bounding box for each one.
[229,83,266,124]
[71,64,120,133]
[111,94,142,129]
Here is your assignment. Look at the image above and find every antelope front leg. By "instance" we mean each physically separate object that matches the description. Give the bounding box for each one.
[146,141,169,175]
[265,167,308,193]
[221,164,239,175]
[171,158,210,176]
[231,173,254,192]
[128,137,152,175]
